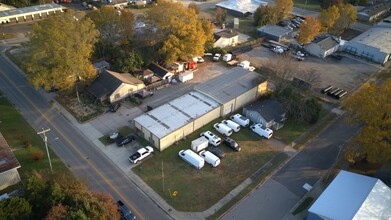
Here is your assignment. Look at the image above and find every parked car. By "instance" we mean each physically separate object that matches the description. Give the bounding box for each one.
[117,200,136,220]
[109,102,121,112]
[230,114,250,127]
[295,51,305,57]
[197,56,205,63]
[179,149,205,169]
[207,147,225,158]
[221,119,240,132]
[199,150,220,167]
[128,146,154,164]
[116,135,135,146]
[134,89,154,99]
[213,53,221,61]
[213,123,233,136]
[250,124,273,139]
[223,137,241,151]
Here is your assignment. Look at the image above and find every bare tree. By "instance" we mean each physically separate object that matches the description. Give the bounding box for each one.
[267,55,299,82]
[298,68,321,87]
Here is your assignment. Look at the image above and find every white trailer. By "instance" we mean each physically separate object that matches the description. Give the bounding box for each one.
[178,71,193,82]
[223,54,232,62]
[179,149,205,169]
[239,60,250,69]
[191,137,209,152]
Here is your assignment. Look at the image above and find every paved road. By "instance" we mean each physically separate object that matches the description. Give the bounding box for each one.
[222,116,360,220]
[0,48,170,220]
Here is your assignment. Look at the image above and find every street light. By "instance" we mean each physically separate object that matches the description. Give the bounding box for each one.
[37,128,53,173]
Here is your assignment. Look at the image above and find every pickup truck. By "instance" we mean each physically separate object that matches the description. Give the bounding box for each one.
[128,146,154,164]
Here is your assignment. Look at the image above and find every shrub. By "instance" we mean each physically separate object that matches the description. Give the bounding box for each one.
[32,150,44,161]
[24,140,33,148]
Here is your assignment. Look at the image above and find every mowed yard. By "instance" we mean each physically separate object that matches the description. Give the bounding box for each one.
[133,118,282,212]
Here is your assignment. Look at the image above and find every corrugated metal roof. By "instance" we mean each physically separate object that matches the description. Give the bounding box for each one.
[134,92,220,139]
[0,3,62,18]
[194,67,266,104]
[308,170,391,220]
[0,133,21,174]
[351,20,391,54]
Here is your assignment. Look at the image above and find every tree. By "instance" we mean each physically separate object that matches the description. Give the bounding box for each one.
[343,78,391,163]
[200,18,216,51]
[0,197,32,220]
[113,49,144,73]
[297,16,321,44]
[254,5,277,27]
[321,0,344,9]
[23,171,121,219]
[216,7,227,25]
[87,6,135,58]
[24,10,99,93]
[318,5,340,32]
[146,0,213,64]
[329,4,357,36]
[275,0,294,20]
[188,3,201,15]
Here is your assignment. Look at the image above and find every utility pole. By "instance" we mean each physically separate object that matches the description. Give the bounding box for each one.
[37,128,53,173]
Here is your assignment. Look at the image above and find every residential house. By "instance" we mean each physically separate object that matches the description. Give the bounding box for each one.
[148,63,174,81]
[0,132,21,191]
[134,69,154,84]
[214,29,239,48]
[308,170,391,220]
[242,100,286,130]
[86,69,145,103]
[305,35,340,59]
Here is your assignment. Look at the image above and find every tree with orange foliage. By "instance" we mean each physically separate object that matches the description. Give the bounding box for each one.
[297,16,321,44]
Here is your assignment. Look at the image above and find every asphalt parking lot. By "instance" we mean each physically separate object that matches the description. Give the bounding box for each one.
[237,46,381,93]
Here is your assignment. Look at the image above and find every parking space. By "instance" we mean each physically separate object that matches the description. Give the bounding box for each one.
[237,46,380,93]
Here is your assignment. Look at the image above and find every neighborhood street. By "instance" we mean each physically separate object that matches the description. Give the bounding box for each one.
[222,116,360,220]
[0,48,171,220]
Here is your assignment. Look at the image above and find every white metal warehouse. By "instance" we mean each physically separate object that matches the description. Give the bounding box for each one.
[343,17,391,64]
[0,3,63,24]
[134,67,268,151]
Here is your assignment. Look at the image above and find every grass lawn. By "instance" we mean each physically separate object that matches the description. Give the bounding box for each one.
[293,0,321,11]
[274,119,310,144]
[133,118,279,211]
[0,95,68,183]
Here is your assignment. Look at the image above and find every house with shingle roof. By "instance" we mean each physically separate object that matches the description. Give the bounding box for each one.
[214,29,239,48]
[86,69,145,103]
[305,35,341,58]
[242,100,287,130]
[0,132,21,191]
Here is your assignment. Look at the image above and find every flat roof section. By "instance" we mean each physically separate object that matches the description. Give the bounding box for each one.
[257,24,292,37]
[351,20,391,54]
[134,92,220,139]
[216,0,267,15]
[0,3,62,18]
[194,67,266,104]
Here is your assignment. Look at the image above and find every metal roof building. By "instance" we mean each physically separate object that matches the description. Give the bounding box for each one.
[0,3,64,24]
[256,24,292,42]
[216,0,267,17]
[134,67,268,151]
[0,132,21,190]
[308,170,391,220]
[343,17,391,64]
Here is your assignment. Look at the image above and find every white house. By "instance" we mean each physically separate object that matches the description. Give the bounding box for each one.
[305,35,340,59]
[242,100,287,130]
[214,29,239,48]
[0,132,21,191]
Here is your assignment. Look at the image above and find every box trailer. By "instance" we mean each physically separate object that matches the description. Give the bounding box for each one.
[191,137,209,152]
[178,71,193,82]
[179,149,205,169]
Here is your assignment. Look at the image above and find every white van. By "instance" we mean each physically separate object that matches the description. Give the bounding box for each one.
[221,120,240,132]
[213,123,233,136]
[179,149,205,169]
[199,150,220,167]
[250,124,273,139]
[230,114,250,127]
[191,136,209,152]
[200,131,221,146]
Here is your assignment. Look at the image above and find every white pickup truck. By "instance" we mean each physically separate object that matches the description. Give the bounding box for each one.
[128,146,154,164]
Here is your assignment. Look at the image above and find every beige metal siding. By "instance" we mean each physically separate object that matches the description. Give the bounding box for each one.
[234,87,257,111]
[193,107,221,130]
[221,99,235,116]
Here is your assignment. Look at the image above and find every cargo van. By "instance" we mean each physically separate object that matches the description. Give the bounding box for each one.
[250,124,273,139]
[200,131,221,146]
[230,114,250,127]
[213,123,233,136]
[179,149,205,169]
[221,120,240,132]
[191,136,209,152]
[199,150,220,167]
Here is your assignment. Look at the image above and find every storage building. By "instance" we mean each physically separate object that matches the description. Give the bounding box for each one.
[343,18,391,64]
[357,1,391,22]
[256,24,292,42]
[0,3,63,24]
[0,132,21,191]
[194,67,268,116]
[305,35,340,58]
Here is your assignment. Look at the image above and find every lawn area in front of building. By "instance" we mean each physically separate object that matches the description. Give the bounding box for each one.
[133,118,281,212]
[0,95,68,181]
[293,0,322,11]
